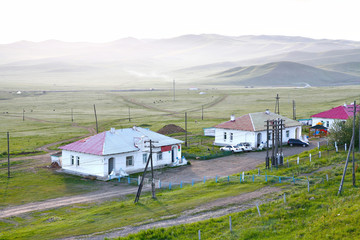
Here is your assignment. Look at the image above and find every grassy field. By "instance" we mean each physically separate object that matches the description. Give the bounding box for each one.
[0,145,357,239]
[1,86,360,155]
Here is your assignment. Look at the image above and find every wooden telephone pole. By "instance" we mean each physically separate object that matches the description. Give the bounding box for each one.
[93,104,98,134]
[275,94,280,115]
[134,139,158,203]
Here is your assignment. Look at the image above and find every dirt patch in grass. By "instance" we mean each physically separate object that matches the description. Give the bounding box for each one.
[157,124,186,135]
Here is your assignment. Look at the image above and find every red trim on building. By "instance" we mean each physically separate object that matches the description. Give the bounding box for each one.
[161,145,172,152]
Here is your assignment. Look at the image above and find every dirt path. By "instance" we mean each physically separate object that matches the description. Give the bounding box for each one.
[0,185,140,218]
[64,186,281,240]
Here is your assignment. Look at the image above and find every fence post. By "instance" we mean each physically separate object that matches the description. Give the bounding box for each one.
[180,181,183,188]
[128,177,130,184]
[345,143,347,151]
[297,156,299,165]
[138,175,141,185]
[336,146,338,153]
[253,174,254,182]
[228,176,230,183]
[309,154,312,162]
[256,203,261,217]
[159,179,161,189]
[279,176,281,183]
[258,168,260,176]
[326,174,329,182]
[265,173,267,182]
[192,179,194,186]
[307,177,310,193]
[240,175,242,183]
[198,229,201,240]
[318,142,320,149]
[203,176,206,184]
[169,182,172,190]
[118,176,121,183]
[284,193,286,203]
[319,151,321,158]
[229,216,232,232]
[242,172,245,182]
[216,175,218,183]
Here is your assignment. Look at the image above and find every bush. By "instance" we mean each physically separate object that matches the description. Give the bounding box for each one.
[329,117,359,147]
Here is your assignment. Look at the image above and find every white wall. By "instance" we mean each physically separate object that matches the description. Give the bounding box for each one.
[214,128,256,147]
[214,126,301,148]
[62,144,182,177]
[311,117,340,130]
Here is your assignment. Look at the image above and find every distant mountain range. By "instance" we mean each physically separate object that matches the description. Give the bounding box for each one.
[1,34,360,89]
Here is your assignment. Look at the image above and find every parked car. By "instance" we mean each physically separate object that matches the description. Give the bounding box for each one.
[220,145,243,153]
[236,142,253,152]
[287,138,309,147]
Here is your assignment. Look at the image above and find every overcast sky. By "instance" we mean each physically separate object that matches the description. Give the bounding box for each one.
[1,0,359,44]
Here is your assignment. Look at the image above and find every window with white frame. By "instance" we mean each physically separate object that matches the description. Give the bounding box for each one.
[224,132,227,141]
[143,153,147,164]
[326,121,329,127]
[230,133,233,142]
[286,130,290,138]
[268,132,272,140]
[76,156,80,166]
[157,152,163,161]
[71,155,74,165]
[126,156,134,166]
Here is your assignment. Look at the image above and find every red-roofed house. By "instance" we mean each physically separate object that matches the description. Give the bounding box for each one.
[59,127,183,179]
[214,111,302,148]
[311,104,360,129]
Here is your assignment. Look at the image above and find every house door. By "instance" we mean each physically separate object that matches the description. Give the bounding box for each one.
[257,133,262,147]
[171,146,177,162]
[108,158,114,175]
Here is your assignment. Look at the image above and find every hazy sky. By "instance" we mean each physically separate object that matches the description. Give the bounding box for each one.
[1,0,359,43]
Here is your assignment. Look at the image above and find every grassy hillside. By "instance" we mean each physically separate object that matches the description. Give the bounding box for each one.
[207,61,360,87]
[320,62,360,76]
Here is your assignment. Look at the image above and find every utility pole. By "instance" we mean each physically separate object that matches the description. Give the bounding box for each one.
[201,105,204,120]
[280,119,284,165]
[338,135,354,195]
[7,132,10,178]
[128,107,131,122]
[271,120,275,166]
[71,108,74,122]
[134,139,158,203]
[293,100,296,120]
[185,112,188,147]
[22,109,25,121]
[275,94,280,115]
[352,101,356,186]
[265,120,270,168]
[93,104,98,134]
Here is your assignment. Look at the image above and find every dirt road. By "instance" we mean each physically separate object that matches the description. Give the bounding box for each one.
[64,186,281,240]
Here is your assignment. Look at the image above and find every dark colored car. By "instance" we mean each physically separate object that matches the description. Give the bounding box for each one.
[287,138,309,147]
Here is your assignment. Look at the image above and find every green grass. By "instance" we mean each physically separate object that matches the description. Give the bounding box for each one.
[117,161,360,239]
[0,167,98,208]
[2,86,360,154]
[0,180,263,239]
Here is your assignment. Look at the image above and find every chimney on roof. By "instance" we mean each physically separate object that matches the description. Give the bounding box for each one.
[110,128,115,134]
[344,103,347,107]
[265,109,270,115]
[230,114,235,122]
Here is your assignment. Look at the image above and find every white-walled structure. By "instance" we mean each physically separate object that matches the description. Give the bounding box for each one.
[214,111,302,148]
[59,127,183,179]
[311,104,360,130]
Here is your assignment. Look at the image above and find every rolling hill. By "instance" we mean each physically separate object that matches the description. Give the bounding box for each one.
[1,34,360,89]
[206,61,360,87]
